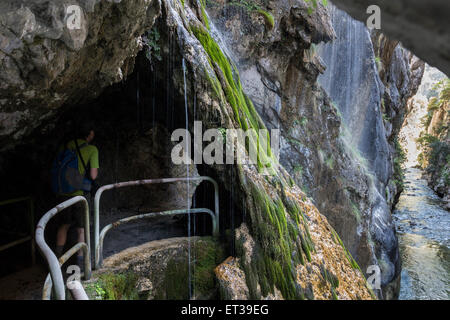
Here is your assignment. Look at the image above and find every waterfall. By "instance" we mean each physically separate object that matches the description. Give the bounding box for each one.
[318,3,389,185]
[317,3,398,295]
[182,57,192,299]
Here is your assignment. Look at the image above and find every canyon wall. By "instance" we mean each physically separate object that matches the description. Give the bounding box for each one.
[0,0,440,300]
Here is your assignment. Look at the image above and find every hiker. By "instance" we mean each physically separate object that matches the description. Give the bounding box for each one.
[52,123,99,270]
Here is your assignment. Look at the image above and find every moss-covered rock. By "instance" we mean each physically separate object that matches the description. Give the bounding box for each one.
[85,237,225,300]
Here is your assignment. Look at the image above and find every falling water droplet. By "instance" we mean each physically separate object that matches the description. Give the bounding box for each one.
[182,57,192,299]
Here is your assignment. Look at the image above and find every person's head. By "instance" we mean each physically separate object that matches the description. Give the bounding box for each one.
[78,122,95,143]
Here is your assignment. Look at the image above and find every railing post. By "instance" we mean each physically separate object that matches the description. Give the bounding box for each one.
[36,196,90,300]
[36,218,65,300]
[94,189,102,270]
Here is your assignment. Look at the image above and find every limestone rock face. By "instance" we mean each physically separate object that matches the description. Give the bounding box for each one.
[1,0,431,301]
[317,4,425,299]
[215,257,250,300]
[95,124,200,213]
[205,1,418,299]
[0,0,160,150]
[154,0,374,299]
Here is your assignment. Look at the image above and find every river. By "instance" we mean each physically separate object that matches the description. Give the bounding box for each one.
[394,167,450,300]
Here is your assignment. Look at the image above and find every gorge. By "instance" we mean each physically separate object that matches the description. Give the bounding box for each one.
[0,0,448,300]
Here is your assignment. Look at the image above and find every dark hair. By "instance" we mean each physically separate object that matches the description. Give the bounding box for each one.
[77,122,95,140]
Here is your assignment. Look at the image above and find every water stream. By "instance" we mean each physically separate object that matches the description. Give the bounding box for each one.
[394,168,450,300]
[182,57,192,299]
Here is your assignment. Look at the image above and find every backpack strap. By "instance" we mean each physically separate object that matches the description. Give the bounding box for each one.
[75,139,91,180]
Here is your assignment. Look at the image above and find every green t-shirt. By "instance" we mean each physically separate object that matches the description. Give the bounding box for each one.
[61,139,99,196]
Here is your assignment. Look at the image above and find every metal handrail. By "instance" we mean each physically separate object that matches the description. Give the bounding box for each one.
[93,176,220,270]
[36,196,91,300]
[0,196,35,265]
[42,242,91,300]
[96,208,216,268]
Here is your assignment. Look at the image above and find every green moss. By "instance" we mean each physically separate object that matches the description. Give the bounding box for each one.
[199,0,210,30]
[85,272,140,300]
[192,24,277,173]
[375,56,382,71]
[331,287,339,300]
[305,0,328,15]
[161,258,190,299]
[227,1,275,30]
[350,201,361,223]
[193,238,226,296]
[300,116,308,126]
[325,156,334,170]
[288,177,295,187]
[331,229,363,273]
[156,238,225,299]
[257,9,274,30]
[293,165,303,176]
[393,138,406,189]
[241,182,315,299]
[190,7,321,300]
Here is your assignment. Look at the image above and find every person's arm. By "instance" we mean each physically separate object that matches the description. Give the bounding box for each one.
[90,168,98,180]
[89,146,99,180]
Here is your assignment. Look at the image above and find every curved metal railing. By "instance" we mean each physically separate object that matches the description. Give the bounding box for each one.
[96,208,216,268]
[93,176,219,269]
[36,196,91,300]
[42,242,91,300]
[36,176,220,299]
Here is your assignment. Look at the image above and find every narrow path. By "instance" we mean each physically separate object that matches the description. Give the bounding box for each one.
[0,211,186,300]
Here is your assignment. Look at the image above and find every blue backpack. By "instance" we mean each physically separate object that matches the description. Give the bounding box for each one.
[51,141,92,194]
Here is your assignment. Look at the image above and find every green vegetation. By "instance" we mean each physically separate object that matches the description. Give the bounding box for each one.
[189,5,367,300]
[237,183,316,299]
[418,135,450,186]
[155,238,225,299]
[417,78,450,189]
[293,165,303,176]
[350,201,361,223]
[218,127,227,142]
[85,240,224,300]
[375,56,382,72]
[155,238,225,300]
[287,137,304,149]
[392,138,406,189]
[191,24,277,174]
[325,156,334,170]
[142,28,162,62]
[199,0,210,30]
[84,272,140,300]
[300,116,308,127]
[227,1,275,30]
[331,229,362,273]
[421,79,450,130]
[304,0,328,15]
[161,258,190,299]
[320,264,339,299]
[257,9,275,30]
